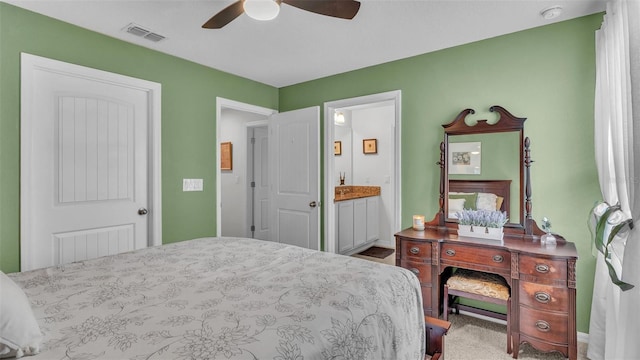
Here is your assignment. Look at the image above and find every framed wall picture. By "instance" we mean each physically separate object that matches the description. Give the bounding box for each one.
[448,141,481,174]
[363,138,377,154]
[334,141,342,156]
[220,142,232,171]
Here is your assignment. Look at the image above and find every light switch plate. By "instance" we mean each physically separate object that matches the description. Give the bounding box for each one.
[183,179,203,191]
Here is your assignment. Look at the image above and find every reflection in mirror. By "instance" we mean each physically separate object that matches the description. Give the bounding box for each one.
[447,132,521,224]
[334,114,352,186]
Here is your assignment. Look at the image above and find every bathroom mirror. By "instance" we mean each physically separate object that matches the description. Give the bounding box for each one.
[438,106,527,229]
[334,120,352,186]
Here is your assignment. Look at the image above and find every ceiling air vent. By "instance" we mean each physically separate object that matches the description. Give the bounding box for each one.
[123,23,166,43]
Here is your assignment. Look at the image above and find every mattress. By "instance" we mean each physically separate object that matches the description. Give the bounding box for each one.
[8,237,425,359]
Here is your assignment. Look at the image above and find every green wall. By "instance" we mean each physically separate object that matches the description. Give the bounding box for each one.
[0,3,278,273]
[279,14,603,333]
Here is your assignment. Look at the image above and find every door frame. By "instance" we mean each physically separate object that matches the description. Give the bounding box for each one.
[20,53,162,270]
[215,97,276,236]
[323,90,402,254]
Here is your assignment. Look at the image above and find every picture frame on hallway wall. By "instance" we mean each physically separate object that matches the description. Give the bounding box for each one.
[334,141,342,156]
[363,138,377,154]
[220,142,232,171]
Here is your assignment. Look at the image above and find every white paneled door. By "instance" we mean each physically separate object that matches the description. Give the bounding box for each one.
[268,107,320,250]
[252,126,270,240]
[21,54,161,271]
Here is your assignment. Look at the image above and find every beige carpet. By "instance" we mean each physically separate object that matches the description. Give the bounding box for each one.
[446,314,588,360]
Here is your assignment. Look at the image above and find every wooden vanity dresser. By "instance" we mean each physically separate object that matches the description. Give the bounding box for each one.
[398,106,578,359]
[396,228,578,359]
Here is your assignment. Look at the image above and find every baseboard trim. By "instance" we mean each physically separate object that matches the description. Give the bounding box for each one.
[459,310,590,345]
[578,331,589,344]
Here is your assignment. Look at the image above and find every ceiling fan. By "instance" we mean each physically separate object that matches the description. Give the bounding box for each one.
[202,0,361,29]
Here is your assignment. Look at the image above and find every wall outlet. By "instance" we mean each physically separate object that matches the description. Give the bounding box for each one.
[183,179,203,191]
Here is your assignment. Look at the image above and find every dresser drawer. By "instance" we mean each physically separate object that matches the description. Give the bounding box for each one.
[399,239,431,260]
[519,282,568,312]
[401,260,433,284]
[440,243,510,271]
[519,255,567,282]
[519,306,568,344]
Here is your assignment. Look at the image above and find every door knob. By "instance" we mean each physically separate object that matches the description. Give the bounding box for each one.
[309,201,317,208]
[138,208,148,215]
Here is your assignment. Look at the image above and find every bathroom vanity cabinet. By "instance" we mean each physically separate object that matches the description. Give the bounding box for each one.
[334,186,380,255]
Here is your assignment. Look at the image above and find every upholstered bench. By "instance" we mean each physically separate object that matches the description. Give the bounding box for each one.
[444,268,511,354]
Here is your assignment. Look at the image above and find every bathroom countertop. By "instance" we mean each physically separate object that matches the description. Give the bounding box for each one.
[334,185,381,202]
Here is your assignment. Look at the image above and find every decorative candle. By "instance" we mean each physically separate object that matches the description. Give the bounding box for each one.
[412,215,425,231]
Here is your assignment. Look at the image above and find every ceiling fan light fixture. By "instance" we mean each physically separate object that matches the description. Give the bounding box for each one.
[244,0,280,21]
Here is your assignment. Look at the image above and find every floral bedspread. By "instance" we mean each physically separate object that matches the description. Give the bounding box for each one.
[10,237,425,360]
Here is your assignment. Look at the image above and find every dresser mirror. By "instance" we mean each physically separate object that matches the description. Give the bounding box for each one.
[447,132,521,225]
[438,106,527,230]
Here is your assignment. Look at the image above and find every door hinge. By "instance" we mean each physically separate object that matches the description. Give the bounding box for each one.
[250,225,255,232]
[251,137,255,144]
[251,181,256,188]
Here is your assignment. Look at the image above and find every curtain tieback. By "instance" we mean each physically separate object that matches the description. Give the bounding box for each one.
[588,201,635,291]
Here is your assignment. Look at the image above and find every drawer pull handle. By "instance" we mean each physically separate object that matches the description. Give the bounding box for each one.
[410,247,420,255]
[535,264,550,273]
[535,320,551,332]
[534,291,551,303]
[492,255,504,263]
[410,268,420,276]
[445,249,456,257]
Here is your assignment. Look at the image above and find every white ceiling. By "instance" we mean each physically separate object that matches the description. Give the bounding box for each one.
[4,0,605,87]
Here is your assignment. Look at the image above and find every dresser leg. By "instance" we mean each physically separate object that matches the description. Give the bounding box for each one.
[507,299,512,354]
[569,344,576,360]
[512,333,519,359]
[442,285,451,321]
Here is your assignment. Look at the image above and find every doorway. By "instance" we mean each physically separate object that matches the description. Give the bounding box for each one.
[324,91,401,254]
[216,98,275,238]
[216,99,320,250]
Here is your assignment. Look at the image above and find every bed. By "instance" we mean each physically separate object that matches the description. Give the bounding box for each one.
[447,179,512,219]
[2,237,427,359]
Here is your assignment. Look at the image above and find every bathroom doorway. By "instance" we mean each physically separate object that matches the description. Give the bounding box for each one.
[324,91,401,254]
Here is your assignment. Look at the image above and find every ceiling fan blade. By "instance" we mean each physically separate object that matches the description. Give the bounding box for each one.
[282,0,360,20]
[202,0,245,29]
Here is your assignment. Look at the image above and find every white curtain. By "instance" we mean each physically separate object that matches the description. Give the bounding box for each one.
[588,1,640,359]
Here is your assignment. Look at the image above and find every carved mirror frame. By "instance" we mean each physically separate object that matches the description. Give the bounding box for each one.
[429,105,543,238]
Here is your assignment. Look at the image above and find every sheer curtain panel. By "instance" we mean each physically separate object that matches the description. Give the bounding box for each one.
[588,1,640,359]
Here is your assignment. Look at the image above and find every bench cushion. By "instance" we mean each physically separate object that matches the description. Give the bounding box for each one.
[446,269,509,300]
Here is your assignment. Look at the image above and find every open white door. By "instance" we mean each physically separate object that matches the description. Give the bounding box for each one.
[268,107,320,250]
